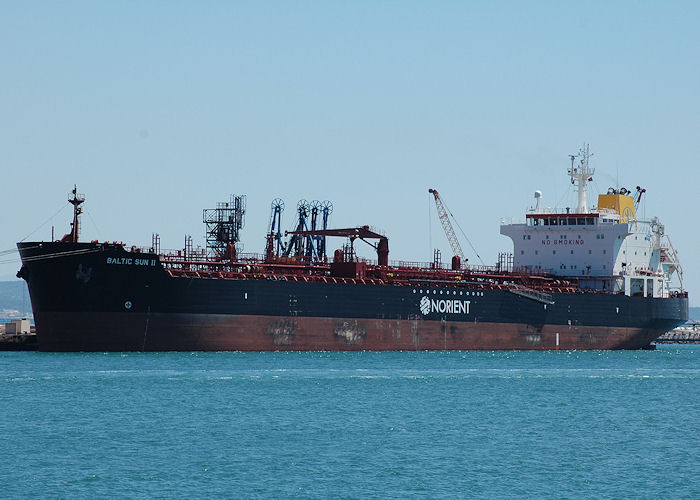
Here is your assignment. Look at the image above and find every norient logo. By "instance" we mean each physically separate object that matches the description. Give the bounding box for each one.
[419,293,471,316]
[419,296,431,315]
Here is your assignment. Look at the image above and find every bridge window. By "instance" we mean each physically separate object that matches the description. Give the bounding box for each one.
[586,218,594,225]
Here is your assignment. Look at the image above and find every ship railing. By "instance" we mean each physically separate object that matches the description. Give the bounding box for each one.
[152,247,555,283]
[390,259,446,270]
[157,251,339,274]
[127,245,160,254]
[384,260,552,277]
[148,248,551,278]
[157,249,208,261]
[236,252,270,262]
[500,217,523,225]
[156,250,269,263]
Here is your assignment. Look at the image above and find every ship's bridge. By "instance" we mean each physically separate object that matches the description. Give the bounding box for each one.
[526,212,599,227]
[500,145,681,298]
[500,189,672,298]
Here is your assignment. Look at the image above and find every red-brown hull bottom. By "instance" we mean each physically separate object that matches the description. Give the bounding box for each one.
[35,312,663,351]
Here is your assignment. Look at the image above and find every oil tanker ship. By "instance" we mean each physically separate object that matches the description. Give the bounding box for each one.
[17,146,687,351]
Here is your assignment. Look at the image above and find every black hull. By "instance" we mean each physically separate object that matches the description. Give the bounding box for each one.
[17,242,689,352]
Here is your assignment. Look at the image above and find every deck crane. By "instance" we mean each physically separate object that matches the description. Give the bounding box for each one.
[429,188,466,270]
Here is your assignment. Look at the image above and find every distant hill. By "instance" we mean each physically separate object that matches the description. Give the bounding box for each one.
[690,307,700,323]
[0,281,32,319]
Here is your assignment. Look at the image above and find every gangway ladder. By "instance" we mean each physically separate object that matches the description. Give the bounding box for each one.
[506,284,555,305]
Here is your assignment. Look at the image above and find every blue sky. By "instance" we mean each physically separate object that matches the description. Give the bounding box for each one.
[1,1,698,304]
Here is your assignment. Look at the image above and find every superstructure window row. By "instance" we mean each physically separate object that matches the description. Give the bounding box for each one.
[530,216,596,226]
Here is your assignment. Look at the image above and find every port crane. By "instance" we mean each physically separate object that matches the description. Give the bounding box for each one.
[428,188,466,269]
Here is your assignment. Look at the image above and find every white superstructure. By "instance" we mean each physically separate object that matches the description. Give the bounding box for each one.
[500,145,683,298]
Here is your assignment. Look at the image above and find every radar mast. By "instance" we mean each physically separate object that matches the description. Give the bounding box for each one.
[568,143,595,213]
[63,185,85,243]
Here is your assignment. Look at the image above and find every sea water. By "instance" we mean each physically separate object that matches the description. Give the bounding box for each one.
[1,347,699,499]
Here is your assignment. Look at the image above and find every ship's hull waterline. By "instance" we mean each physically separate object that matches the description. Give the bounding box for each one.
[33,311,681,352]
